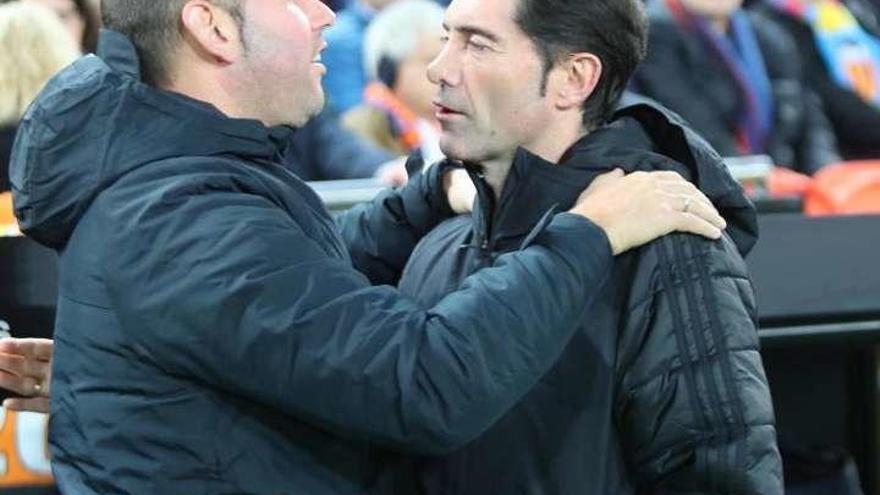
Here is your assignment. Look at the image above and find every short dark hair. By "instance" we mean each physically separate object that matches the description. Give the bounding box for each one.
[101,0,243,86]
[514,0,647,128]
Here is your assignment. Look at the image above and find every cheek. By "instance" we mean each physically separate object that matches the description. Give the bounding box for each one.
[478,75,525,129]
[414,67,436,99]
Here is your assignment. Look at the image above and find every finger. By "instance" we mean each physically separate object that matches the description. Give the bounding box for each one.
[661,188,714,216]
[683,196,727,230]
[3,397,50,414]
[664,190,725,230]
[657,179,715,207]
[0,371,42,397]
[674,211,723,240]
[0,352,50,379]
[655,185,725,230]
[0,352,25,374]
[0,338,53,361]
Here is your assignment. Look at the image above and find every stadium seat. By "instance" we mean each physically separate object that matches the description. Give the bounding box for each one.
[0,192,14,226]
[805,161,880,216]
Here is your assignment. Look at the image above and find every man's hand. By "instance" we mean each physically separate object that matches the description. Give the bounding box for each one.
[570,169,726,255]
[375,157,409,187]
[0,338,53,413]
[443,168,476,214]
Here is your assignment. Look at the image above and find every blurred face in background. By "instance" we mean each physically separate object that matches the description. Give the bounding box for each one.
[394,31,442,121]
[25,0,84,48]
[364,0,401,11]
[678,0,744,20]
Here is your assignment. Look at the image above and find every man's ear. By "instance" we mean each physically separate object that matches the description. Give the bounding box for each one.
[549,52,602,111]
[180,0,243,65]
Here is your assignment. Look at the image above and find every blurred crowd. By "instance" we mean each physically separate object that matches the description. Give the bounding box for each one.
[2,0,880,200]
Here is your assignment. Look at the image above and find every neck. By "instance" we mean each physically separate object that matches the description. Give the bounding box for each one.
[480,152,517,199]
[165,72,240,119]
[483,115,588,200]
[165,65,273,125]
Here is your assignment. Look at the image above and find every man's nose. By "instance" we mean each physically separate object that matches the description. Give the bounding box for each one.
[427,43,459,87]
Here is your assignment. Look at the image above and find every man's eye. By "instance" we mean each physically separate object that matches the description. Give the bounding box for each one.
[467,40,489,52]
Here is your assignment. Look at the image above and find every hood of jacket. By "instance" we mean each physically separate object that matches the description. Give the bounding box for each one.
[471,102,758,256]
[10,29,294,249]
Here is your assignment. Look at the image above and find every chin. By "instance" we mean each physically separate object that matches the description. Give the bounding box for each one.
[439,138,476,163]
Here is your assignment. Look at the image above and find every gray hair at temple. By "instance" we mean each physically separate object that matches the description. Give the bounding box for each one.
[363,0,444,85]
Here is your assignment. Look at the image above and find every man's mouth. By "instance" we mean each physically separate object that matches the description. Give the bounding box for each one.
[313,41,327,63]
[433,102,466,119]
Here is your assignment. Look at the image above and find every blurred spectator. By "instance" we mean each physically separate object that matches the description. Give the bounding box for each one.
[0,1,80,193]
[13,0,100,52]
[755,0,880,159]
[321,0,349,10]
[634,0,841,174]
[283,108,395,181]
[322,0,401,113]
[343,0,444,164]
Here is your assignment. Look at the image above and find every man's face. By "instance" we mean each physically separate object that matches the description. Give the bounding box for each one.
[427,0,556,164]
[394,31,443,121]
[238,0,334,127]
[679,0,743,19]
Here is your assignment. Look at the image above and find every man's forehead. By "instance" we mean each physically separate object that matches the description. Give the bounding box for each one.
[443,0,517,37]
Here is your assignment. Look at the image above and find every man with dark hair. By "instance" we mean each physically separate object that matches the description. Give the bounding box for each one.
[2,0,724,494]
[514,0,647,127]
[393,0,784,493]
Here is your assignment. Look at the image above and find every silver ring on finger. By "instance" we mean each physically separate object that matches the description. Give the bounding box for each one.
[33,381,43,397]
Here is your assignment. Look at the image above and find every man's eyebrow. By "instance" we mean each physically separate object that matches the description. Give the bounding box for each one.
[442,23,501,44]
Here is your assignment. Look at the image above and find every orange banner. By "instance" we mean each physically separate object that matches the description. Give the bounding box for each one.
[0,408,54,488]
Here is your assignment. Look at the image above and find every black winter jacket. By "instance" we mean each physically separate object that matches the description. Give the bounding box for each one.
[10,30,616,494]
[634,4,840,174]
[397,104,784,495]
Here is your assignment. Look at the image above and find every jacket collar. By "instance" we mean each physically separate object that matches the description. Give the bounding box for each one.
[468,114,655,249]
[96,28,294,158]
[467,102,758,256]
[97,28,141,79]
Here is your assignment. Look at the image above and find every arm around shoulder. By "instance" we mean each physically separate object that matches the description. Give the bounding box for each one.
[105,189,614,455]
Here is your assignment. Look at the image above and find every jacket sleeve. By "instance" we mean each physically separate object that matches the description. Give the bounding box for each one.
[615,234,784,495]
[335,158,457,285]
[103,188,612,456]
